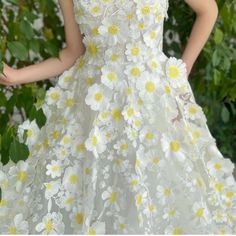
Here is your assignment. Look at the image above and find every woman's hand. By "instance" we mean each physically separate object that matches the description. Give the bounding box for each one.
[0,62,18,86]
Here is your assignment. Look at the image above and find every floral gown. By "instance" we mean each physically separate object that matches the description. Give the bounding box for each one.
[1,0,236,234]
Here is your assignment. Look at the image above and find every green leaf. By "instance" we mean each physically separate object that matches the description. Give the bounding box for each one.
[214,28,224,44]
[9,139,29,163]
[7,41,28,61]
[19,20,34,40]
[221,105,230,123]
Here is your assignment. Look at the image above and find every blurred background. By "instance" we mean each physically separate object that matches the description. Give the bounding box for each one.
[0,0,235,175]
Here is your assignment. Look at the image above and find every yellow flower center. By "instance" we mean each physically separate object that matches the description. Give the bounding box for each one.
[76,213,84,224]
[214,163,222,170]
[17,171,27,182]
[91,135,98,146]
[196,208,204,217]
[107,72,117,81]
[110,192,118,202]
[145,81,156,92]
[94,92,103,101]
[169,66,180,79]
[50,92,59,100]
[108,25,119,35]
[145,132,153,140]
[170,140,180,152]
[131,67,141,77]
[9,227,17,234]
[88,43,98,56]
[26,128,33,138]
[45,219,53,233]
[188,106,197,114]
[173,228,183,235]
[69,175,78,184]
[141,5,151,15]
[131,47,140,56]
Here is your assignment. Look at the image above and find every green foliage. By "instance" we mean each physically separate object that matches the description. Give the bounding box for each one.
[165,0,236,162]
[0,0,64,164]
[0,0,235,166]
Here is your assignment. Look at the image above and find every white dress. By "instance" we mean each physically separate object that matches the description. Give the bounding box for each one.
[0,0,236,234]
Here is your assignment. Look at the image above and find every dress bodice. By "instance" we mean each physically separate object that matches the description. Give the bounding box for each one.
[73,0,169,64]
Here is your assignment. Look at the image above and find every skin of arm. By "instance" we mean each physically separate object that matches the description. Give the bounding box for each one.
[181,0,219,76]
[0,0,85,86]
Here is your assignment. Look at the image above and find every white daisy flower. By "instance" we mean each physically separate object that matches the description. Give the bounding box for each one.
[121,103,140,124]
[192,201,212,225]
[57,90,76,114]
[213,225,234,235]
[3,213,29,234]
[184,122,209,146]
[45,86,62,106]
[114,139,129,156]
[146,53,166,74]
[164,224,184,235]
[183,102,204,120]
[124,63,145,81]
[135,188,148,209]
[69,205,84,230]
[135,0,155,23]
[113,215,129,233]
[98,18,125,46]
[206,156,235,179]
[17,119,40,146]
[86,220,106,235]
[109,102,125,127]
[111,156,129,173]
[127,173,141,192]
[71,138,87,159]
[62,165,81,193]
[102,186,120,211]
[8,160,34,192]
[85,83,112,111]
[161,132,186,162]
[129,20,148,39]
[145,149,166,171]
[124,126,139,147]
[46,160,63,178]
[53,146,70,162]
[85,126,107,157]
[125,41,146,62]
[58,70,75,89]
[97,110,111,124]
[101,64,124,90]
[88,3,103,17]
[35,212,65,234]
[82,36,103,64]
[162,206,180,221]
[143,26,162,48]
[143,201,158,218]
[44,179,61,200]
[59,133,72,148]
[136,71,162,101]
[156,184,174,205]
[212,209,227,223]
[104,47,123,65]
[166,57,187,88]
[222,185,236,203]
[139,125,159,147]
[55,191,75,212]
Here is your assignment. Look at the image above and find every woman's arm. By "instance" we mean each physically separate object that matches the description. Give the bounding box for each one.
[0,0,85,86]
[181,0,219,76]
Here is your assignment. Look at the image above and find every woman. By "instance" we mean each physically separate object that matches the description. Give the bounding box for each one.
[0,0,236,234]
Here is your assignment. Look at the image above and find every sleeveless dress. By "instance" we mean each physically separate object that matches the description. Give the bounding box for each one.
[1,0,236,234]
